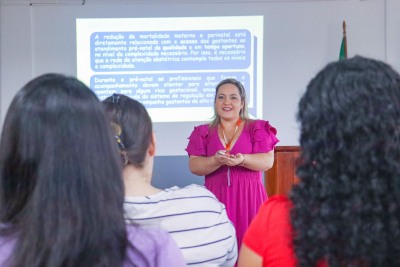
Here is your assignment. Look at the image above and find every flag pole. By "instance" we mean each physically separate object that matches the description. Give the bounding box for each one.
[342,20,348,59]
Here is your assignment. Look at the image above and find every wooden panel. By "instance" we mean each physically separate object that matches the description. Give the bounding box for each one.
[265,146,300,196]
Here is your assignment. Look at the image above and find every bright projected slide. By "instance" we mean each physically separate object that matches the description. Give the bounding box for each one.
[76,16,263,123]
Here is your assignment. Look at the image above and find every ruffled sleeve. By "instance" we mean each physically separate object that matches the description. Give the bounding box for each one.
[251,120,279,153]
[185,124,209,156]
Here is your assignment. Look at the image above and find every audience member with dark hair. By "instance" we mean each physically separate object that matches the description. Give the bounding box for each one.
[102,94,238,266]
[185,78,279,250]
[0,74,185,267]
[238,56,400,267]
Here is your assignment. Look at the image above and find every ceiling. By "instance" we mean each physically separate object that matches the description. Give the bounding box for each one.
[0,0,361,6]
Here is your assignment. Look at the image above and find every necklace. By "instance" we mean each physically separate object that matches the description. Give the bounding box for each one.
[221,118,242,152]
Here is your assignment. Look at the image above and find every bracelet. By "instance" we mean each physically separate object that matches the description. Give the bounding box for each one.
[239,155,246,166]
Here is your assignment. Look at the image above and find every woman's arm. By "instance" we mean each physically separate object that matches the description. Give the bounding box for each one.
[224,150,274,171]
[189,153,224,176]
[237,244,262,267]
[238,150,274,171]
[190,150,274,175]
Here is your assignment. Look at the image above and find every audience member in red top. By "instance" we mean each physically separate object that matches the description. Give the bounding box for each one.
[238,56,400,267]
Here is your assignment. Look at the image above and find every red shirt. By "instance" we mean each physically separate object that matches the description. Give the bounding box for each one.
[243,195,327,267]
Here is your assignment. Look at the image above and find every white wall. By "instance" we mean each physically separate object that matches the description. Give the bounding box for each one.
[0,0,394,156]
[386,0,400,72]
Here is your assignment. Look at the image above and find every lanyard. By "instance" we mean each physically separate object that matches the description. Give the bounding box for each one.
[220,118,242,152]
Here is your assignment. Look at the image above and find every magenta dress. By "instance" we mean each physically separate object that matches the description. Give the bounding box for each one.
[186,120,279,248]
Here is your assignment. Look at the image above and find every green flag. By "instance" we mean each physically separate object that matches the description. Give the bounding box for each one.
[339,20,347,60]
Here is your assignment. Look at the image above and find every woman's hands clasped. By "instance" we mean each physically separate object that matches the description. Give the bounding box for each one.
[215,150,245,167]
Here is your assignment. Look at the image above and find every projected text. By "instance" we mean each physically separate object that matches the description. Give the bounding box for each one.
[91,30,250,71]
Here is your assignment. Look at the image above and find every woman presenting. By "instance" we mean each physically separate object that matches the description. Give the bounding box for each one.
[186,78,279,248]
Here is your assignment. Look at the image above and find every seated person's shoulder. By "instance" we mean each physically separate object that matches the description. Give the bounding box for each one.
[173,184,217,197]
[258,195,292,221]
[125,224,186,266]
[126,224,168,241]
